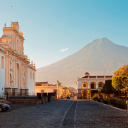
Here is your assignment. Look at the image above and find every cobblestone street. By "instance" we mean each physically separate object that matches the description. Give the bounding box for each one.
[0,100,128,128]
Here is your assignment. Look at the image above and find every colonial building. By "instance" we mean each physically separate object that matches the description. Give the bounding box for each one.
[36,82,68,99]
[36,82,57,98]
[77,72,112,99]
[0,22,36,97]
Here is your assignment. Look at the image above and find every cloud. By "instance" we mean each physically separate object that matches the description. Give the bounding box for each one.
[60,48,69,52]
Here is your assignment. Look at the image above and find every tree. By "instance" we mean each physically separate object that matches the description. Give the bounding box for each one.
[112,76,123,97]
[113,65,128,76]
[122,77,128,102]
[112,65,128,100]
[101,80,115,98]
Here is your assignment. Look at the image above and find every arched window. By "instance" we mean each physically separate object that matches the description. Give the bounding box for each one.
[82,82,88,88]
[90,82,96,89]
[98,82,104,87]
[83,84,86,87]
[1,56,4,69]
[91,84,94,89]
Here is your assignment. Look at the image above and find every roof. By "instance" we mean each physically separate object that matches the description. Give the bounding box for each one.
[36,82,48,86]
[82,75,112,78]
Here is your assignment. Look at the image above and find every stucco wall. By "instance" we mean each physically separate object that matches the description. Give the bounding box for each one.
[27,68,35,95]
[0,52,5,97]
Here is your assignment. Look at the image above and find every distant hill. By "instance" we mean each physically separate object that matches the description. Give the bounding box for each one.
[36,38,128,88]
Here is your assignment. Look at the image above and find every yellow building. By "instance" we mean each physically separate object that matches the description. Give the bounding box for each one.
[0,22,36,96]
[36,82,57,96]
[77,72,112,99]
[36,82,64,99]
[62,87,71,97]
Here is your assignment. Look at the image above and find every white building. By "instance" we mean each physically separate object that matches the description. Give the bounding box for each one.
[77,72,112,99]
[0,22,36,97]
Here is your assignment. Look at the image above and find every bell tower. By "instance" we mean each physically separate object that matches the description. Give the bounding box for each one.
[1,22,24,55]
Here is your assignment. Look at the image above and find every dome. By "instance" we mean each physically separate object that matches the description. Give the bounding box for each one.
[84,72,90,76]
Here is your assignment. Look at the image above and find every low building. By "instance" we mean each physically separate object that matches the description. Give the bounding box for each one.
[36,82,57,97]
[77,72,112,99]
[36,82,65,99]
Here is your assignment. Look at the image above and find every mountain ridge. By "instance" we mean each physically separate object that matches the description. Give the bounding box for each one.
[36,38,128,88]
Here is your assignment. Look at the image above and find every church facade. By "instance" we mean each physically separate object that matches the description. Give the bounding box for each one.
[0,22,36,97]
[77,72,112,99]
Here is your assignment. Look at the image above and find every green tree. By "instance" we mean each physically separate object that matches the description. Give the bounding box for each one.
[112,65,128,101]
[101,80,115,98]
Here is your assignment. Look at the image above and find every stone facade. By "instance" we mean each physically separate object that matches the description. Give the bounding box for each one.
[77,72,112,99]
[0,22,36,97]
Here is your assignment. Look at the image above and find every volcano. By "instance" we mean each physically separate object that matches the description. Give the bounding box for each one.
[36,38,128,88]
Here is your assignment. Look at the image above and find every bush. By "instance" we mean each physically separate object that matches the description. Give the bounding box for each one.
[110,98,117,106]
[93,97,98,101]
[92,97,103,102]
[106,98,126,109]
[106,97,116,105]
[115,99,126,109]
[97,99,100,102]
[99,98,104,102]
[103,99,108,104]
[94,96,127,109]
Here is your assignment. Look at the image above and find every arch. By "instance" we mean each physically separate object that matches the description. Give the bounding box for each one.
[1,56,4,69]
[17,63,20,88]
[82,82,88,88]
[98,82,104,88]
[82,90,87,99]
[90,82,96,89]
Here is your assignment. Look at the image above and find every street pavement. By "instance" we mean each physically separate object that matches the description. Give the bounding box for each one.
[0,99,128,128]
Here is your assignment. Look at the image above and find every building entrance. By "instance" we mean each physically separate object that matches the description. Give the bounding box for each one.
[82,90,87,99]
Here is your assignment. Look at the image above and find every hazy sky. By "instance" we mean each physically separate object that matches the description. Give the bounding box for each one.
[0,0,128,68]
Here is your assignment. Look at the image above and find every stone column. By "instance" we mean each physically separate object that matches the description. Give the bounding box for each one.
[96,81,98,89]
[20,62,23,89]
[13,59,16,87]
[88,82,90,89]
[25,66,28,89]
